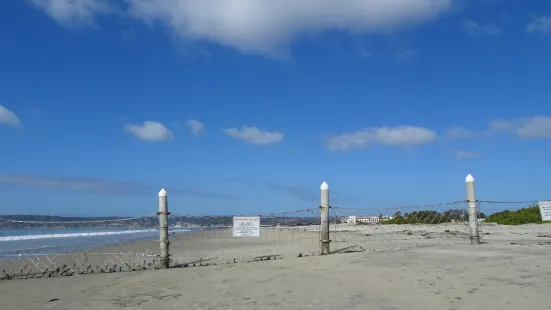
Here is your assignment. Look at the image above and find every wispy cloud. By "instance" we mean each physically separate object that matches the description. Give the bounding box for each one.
[169,188,242,201]
[0,173,149,196]
[27,0,113,28]
[125,121,173,142]
[27,0,454,57]
[445,116,551,141]
[395,48,416,61]
[356,35,419,62]
[222,177,317,202]
[325,125,437,151]
[0,105,21,127]
[225,177,357,204]
[526,16,551,35]
[488,116,551,139]
[265,182,318,202]
[223,126,284,145]
[121,28,136,40]
[462,20,501,36]
[455,151,481,159]
[0,173,241,200]
[445,126,477,139]
[186,119,205,136]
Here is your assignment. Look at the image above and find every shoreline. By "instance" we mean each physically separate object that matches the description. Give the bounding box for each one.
[0,225,328,279]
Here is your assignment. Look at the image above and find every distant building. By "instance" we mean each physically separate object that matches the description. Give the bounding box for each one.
[346,215,393,225]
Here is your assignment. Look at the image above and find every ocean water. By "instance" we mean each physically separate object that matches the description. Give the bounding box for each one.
[0,227,198,258]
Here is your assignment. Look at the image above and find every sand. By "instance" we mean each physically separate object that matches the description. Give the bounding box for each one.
[1,223,550,309]
[1,227,328,278]
[3,221,550,278]
[1,241,550,310]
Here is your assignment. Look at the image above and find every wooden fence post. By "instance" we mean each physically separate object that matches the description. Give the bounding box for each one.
[158,188,170,268]
[465,174,480,245]
[320,181,330,255]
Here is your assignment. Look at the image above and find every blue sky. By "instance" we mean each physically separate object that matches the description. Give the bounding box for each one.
[1,0,550,216]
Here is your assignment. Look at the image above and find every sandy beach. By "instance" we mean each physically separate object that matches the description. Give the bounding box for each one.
[1,223,550,309]
[1,236,550,310]
[1,226,325,278]
[3,221,549,279]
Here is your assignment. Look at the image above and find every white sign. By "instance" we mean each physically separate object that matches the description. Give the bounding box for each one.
[538,201,551,221]
[233,216,260,237]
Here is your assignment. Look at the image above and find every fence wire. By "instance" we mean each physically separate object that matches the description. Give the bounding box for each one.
[477,200,551,244]
[167,208,323,268]
[0,215,162,280]
[330,201,473,252]
[1,199,550,281]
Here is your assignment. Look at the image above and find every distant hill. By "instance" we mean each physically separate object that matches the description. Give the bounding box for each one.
[0,214,323,228]
[0,215,121,222]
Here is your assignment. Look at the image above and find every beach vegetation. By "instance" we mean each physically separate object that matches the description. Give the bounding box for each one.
[484,205,549,225]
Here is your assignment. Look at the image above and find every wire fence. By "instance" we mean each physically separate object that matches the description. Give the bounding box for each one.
[1,199,550,281]
[168,208,325,268]
[330,201,473,252]
[477,200,551,245]
[0,215,161,279]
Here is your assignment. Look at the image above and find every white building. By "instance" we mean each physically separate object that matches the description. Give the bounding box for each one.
[346,215,394,225]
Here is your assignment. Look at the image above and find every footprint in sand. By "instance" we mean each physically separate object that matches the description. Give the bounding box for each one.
[416,278,440,294]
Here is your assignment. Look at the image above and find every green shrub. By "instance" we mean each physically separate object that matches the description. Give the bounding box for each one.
[484,205,544,225]
[377,205,547,226]
[380,210,462,225]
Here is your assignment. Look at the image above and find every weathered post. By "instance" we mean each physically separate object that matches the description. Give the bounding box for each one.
[320,181,330,255]
[465,174,480,245]
[158,188,170,268]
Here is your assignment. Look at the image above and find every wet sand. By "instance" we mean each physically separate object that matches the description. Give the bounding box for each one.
[1,226,328,278]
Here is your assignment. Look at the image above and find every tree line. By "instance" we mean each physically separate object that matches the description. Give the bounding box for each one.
[380,209,477,225]
[379,205,548,226]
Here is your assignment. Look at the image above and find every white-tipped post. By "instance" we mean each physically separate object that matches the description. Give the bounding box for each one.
[320,181,330,255]
[320,181,329,206]
[465,175,480,245]
[158,188,170,267]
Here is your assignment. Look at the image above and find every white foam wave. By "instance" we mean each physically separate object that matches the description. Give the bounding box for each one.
[0,245,65,254]
[0,228,191,241]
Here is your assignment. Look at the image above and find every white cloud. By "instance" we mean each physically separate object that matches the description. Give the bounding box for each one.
[489,116,551,139]
[223,126,283,145]
[455,151,480,159]
[445,126,477,139]
[462,20,500,36]
[186,119,205,136]
[27,0,111,27]
[526,16,551,35]
[27,0,454,57]
[325,125,437,151]
[0,105,21,127]
[125,121,173,141]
